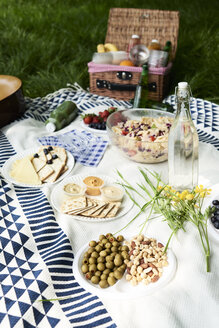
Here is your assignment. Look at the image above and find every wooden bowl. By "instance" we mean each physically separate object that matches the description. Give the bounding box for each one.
[0,75,25,128]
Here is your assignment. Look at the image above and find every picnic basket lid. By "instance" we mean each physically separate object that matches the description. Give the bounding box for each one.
[105,8,180,59]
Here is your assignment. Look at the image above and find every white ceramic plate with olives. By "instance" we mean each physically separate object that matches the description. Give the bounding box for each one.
[73,234,177,299]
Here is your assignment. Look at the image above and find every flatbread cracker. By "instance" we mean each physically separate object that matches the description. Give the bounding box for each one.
[38,165,54,181]
[32,157,46,172]
[43,158,65,183]
[61,196,88,213]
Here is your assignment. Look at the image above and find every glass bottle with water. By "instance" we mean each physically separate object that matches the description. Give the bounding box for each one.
[168,82,199,191]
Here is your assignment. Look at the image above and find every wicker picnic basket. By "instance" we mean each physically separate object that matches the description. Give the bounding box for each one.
[88,8,180,102]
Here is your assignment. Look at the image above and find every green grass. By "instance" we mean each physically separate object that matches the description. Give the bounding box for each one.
[0,0,218,103]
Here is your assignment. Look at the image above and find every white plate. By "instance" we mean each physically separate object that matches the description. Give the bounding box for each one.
[80,106,122,134]
[204,184,219,244]
[73,236,177,300]
[50,174,133,222]
[2,147,75,188]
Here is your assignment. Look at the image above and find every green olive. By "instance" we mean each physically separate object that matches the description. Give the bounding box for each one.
[95,271,101,277]
[106,261,114,269]
[106,233,113,239]
[100,273,108,280]
[83,252,90,258]
[114,257,123,267]
[105,248,111,254]
[112,241,119,247]
[91,251,99,258]
[99,234,105,241]
[85,272,93,280]
[121,251,129,260]
[111,252,117,257]
[103,268,111,275]
[82,258,89,264]
[99,280,109,288]
[81,264,89,273]
[106,255,114,262]
[105,242,111,249]
[109,237,115,243]
[121,245,129,252]
[97,262,105,271]
[99,250,107,257]
[117,235,124,242]
[89,257,96,264]
[95,245,102,252]
[107,276,117,286]
[109,272,114,277]
[97,256,105,263]
[89,264,97,273]
[87,247,95,254]
[102,238,108,244]
[114,270,123,280]
[111,246,118,252]
[89,240,97,247]
[91,276,100,284]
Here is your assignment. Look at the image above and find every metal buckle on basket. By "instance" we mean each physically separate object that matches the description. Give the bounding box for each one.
[96,79,108,89]
[116,71,132,80]
[148,82,157,92]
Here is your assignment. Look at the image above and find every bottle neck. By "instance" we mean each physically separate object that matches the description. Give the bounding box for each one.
[176,99,192,120]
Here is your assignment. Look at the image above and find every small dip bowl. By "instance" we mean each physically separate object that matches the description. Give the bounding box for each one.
[83,176,105,196]
[63,183,86,197]
[101,185,124,202]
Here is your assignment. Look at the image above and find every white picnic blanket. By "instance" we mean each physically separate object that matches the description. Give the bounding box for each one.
[0,86,219,328]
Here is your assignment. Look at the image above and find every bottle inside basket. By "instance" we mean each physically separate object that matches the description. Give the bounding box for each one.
[148,39,161,51]
[45,101,78,132]
[163,40,172,65]
[133,63,149,108]
[168,82,199,191]
[127,34,141,53]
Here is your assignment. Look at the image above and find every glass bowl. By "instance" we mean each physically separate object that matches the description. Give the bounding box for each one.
[106,108,175,164]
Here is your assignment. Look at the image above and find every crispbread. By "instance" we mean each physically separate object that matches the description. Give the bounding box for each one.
[96,203,116,218]
[105,202,121,217]
[38,165,54,181]
[32,157,46,172]
[61,196,88,213]
[43,158,65,183]
[51,147,67,164]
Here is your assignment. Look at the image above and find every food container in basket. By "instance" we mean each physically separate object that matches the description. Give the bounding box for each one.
[88,8,179,102]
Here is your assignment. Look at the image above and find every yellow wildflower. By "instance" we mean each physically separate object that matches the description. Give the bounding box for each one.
[186,194,194,201]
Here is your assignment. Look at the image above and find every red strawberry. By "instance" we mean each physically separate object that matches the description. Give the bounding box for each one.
[103,116,108,122]
[108,107,117,114]
[92,116,100,124]
[102,110,110,118]
[99,111,105,118]
[83,116,93,124]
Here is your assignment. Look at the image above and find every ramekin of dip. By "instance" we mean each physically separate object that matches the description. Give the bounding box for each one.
[63,183,85,197]
[83,176,104,196]
[101,185,124,202]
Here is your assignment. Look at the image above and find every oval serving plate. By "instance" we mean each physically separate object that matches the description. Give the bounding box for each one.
[2,147,75,188]
[73,235,177,300]
[50,174,133,222]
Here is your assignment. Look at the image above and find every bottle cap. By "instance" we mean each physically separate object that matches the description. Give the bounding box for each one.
[178,82,188,89]
[46,122,56,133]
[132,34,140,39]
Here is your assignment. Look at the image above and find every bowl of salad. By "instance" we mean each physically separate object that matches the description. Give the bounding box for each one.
[106,108,175,164]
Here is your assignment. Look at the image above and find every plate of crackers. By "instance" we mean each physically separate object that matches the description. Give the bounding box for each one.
[50,174,134,222]
[2,145,75,187]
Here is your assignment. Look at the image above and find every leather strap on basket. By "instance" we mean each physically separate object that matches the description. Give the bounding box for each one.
[96,79,157,92]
